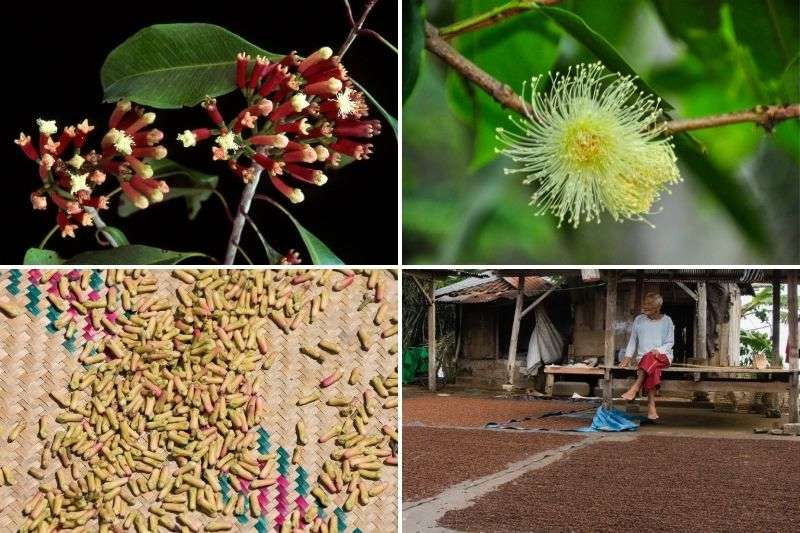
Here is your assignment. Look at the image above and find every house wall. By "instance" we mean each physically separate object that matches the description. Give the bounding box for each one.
[461,304,498,359]
[570,282,716,361]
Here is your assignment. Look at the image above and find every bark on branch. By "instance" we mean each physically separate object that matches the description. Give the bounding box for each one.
[438,0,561,40]
[425,22,800,135]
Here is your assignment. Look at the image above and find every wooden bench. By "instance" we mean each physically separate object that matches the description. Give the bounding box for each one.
[544,365,799,418]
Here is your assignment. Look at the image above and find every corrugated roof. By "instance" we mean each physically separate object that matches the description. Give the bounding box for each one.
[436,273,552,303]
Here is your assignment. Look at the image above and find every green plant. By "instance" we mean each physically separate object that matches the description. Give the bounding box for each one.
[17,3,397,265]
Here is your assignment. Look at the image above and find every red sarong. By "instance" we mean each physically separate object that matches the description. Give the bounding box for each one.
[638,351,670,393]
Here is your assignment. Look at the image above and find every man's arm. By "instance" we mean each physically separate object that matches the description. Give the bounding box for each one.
[620,316,639,367]
[656,317,675,361]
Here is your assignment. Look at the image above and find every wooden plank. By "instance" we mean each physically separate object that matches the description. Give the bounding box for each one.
[505,276,525,385]
[675,281,698,301]
[545,373,555,396]
[603,272,617,407]
[696,282,708,360]
[772,278,781,364]
[546,364,797,375]
[634,272,644,315]
[788,271,798,423]
[427,279,437,392]
[604,379,791,394]
[520,288,555,319]
[545,366,605,375]
[602,365,798,374]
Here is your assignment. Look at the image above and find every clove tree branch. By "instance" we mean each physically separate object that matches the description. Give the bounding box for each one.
[339,0,380,58]
[84,207,120,248]
[223,164,264,265]
[426,22,800,135]
[438,0,562,40]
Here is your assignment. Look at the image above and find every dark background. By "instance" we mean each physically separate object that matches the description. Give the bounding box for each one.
[3,0,398,264]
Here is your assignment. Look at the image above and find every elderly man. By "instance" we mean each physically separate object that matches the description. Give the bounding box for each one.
[620,293,675,421]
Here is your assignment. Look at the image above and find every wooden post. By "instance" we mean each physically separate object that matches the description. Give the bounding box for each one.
[427,279,437,392]
[772,277,781,364]
[634,271,644,315]
[506,276,525,386]
[603,272,618,407]
[787,271,798,423]
[696,282,708,360]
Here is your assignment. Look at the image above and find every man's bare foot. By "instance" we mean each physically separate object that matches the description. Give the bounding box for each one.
[621,389,638,401]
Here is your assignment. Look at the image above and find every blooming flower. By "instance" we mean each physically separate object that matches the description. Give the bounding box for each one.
[179,47,381,203]
[14,100,169,237]
[496,62,680,227]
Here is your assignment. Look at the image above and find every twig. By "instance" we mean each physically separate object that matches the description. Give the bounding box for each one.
[439,0,561,40]
[426,22,800,135]
[38,225,59,249]
[662,105,800,134]
[425,22,530,115]
[223,164,263,265]
[361,28,398,54]
[84,207,120,248]
[339,0,379,58]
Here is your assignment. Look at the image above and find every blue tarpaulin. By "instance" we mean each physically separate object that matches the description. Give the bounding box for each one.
[576,405,640,432]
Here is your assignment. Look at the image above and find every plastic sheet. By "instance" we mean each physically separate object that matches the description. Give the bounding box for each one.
[524,307,563,375]
[576,405,640,432]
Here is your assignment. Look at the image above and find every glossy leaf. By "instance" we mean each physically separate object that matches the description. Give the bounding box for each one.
[101,24,279,108]
[65,245,210,265]
[256,196,344,265]
[101,227,130,246]
[24,248,63,265]
[402,0,425,102]
[729,0,799,81]
[447,3,561,170]
[539,6,674,110]
[118,159,219,219]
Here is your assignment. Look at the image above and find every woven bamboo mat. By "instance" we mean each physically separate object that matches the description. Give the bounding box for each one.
[0,269,398,532]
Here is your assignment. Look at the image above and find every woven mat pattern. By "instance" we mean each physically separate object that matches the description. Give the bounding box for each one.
[0,269,398,532]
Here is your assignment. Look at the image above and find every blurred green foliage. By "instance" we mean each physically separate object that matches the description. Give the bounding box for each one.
[403,0,800,264]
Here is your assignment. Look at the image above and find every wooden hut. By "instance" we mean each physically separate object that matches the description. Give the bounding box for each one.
[419,269,799,423]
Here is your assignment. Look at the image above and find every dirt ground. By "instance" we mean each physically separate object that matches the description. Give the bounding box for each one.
[403,427,581,502]
[438,435,800,533]
[403,394,589,428]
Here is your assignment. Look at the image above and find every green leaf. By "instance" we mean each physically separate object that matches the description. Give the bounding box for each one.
[118,159,219,219]
[101,24,280,108]
[256,196,344,265]
[350,78,398,137]
[447,3,562,170]
[652,0,723,44]
[728,0,799,81]
[672,134,770,253]
[24,248,63,265]
[539,6,674,110]
[101,227,130,246]
[402,0,425,102]
[64,245,210,265]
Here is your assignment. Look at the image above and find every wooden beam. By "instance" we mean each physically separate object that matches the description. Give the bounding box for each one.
[603,272,618,407]
[411,275,433,306]
[603,378,791,394]
[506,276,525,385]
[787,271,798,423]
[772,277,781,364]
[634,271,644,315]
[520,288,555,319]
[696,282,708,360]
[427,279,437,392]
[675,281,698,301]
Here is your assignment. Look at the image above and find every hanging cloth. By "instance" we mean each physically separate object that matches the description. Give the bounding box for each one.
[524,307,563,375]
